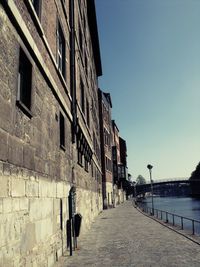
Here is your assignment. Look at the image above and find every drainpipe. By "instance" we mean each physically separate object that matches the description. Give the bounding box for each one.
[70,0,77,143]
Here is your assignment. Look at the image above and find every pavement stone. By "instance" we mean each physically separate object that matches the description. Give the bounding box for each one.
[55,200,200,267]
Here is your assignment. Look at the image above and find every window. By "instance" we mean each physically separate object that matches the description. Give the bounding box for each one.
[17,48,32,115]
[57,22,66,78]
[105,157,111,172]
[93,132,95,151]
[112,146,117,161]
[121,167,125,178]
[118,165,121,178]
[113,164,118,177]
[85,156,89,172]
[91,161,94,177]
[59,112,65,149]
[83,15,86,31]
[80,79,85,114]
[86,100,90,127]
[60,199,63,230]
[108,133,111,148]
[79,24,83,53]
[78,149,83,166]
[104,128,109,146]
[78,143,83,166]
[105,157,108,170]
[31,0,40,17]
[85,53,88,76]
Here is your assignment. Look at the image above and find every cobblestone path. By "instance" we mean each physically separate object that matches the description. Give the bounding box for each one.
[55,200,200,267]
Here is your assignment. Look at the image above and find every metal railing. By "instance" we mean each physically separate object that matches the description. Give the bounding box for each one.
[137,202,200,236]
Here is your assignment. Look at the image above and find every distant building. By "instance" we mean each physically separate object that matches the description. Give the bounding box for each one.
[119,137,128,182]
[119,137,129,196]
[98,89,113,209]
[112,120,127,204]
[0,0,102,265]
[112,120,121,185]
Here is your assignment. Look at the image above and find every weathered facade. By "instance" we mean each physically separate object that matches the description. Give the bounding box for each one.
[112,120,126,205]
[98,89,113,209]
[0,0,102,266]
[73,0,103,230]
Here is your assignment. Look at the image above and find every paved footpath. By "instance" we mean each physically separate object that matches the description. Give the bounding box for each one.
[55,200,200,267]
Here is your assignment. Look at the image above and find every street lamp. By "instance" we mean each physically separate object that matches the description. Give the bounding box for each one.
[147,164,154,215]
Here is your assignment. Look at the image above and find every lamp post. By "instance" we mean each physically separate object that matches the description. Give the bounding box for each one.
[147,164,154,215]
[134,182,137,198]
[133,182,137,207]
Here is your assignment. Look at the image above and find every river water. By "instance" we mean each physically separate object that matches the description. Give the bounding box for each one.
[142,196,200,235]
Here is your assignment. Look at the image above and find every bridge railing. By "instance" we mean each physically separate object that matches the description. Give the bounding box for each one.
[137,202,200,236]
[137,178,190,186]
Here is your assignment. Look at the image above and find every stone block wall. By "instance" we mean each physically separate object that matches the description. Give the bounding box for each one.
[76,188,101,233]
[0,161,70,267]
[117,188,125,205]
[0,160,102,267]
[104,182,114,208]
[113,185,126,207]
[103,182,126,208]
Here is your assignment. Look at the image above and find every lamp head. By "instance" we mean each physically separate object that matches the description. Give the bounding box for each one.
[147,164,153,170]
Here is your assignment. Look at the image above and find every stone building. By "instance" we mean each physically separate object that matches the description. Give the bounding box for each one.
[73,0,103,229]
[0,0,102,266]
[112,120,126,205]
[98,89,113,209]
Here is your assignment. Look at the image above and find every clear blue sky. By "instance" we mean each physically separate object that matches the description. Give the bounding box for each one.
[96,0,200,181]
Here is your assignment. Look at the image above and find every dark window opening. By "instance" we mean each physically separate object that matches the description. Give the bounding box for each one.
[91,161,94,177]
[60,112,65,149]
[83,15,86,31]
[85,53,88,76]
[60,199,63,230]
[79,24,83,53]
[57,22,66,79]
[112,146,117,161]
[77,128,92,171]
[113,164,118,179]
[80,79,85,114]
[32,0,40,16]
[86,100,90,127]
[85,157,89,172]
[17,48,32,115]
[78,149,83,166]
